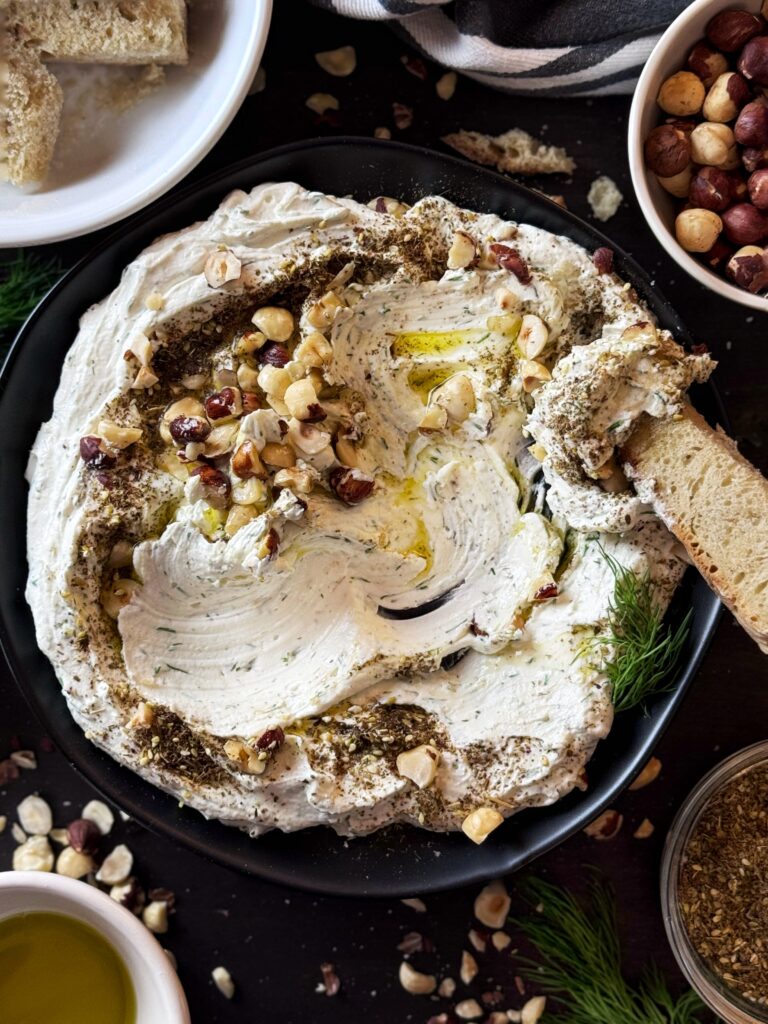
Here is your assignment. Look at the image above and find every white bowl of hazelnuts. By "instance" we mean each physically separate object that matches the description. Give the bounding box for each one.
[629,0,768,308]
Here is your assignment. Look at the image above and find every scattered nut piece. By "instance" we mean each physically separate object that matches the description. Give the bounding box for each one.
[460,949,478,984]
[295,332,333,368]
[474,879,511,929]
[143,900,169,934]
[329,466,375,504]
[520,359,551,393]
[81,799,114,835]
[252,306,294,342]
[455,998,484,1020]
[16,794,52,836]
[398,961,437,995]
[204,249,242,288]
[13,835,54,872]
[212,965,236,999]
[11,822,26,844]
[418,405,448,432]
[462,807,504,844]
[132,366,158,389]
[273,466,315,494]
[401,897,426,912]
[97,421,142,449]
[393,102,413,129]
[0,816,6,834]
[447,230,476,269]
[436,71,457,100]
[56,846,94,879]
[521,995,547,1024]
[396,744,440,789]
[634,818,655,839]
[320,962,341,997]
[584,808,623,840]
[96,843,133,885]
[262,442,296,468]
[432,373,476,423]
[491,930,511,951]
[306,93,339,115]
[518,314,549,359]
[315,45,356,77]
[65,817,101,855]
[629,756,662,791]
[468,927,487,953]
[48,827,69,845]
[306,290,344,331]
[438,977,456,997]
[374,126,391,139]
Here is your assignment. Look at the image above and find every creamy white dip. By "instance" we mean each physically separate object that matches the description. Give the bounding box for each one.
[26,183,694,837]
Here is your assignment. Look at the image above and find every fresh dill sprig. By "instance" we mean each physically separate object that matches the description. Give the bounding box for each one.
[0,251,63,335]
[593,545,691,713]
[513,876,709,1024]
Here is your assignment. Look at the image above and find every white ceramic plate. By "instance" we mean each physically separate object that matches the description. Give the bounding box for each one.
[0,0,272,246]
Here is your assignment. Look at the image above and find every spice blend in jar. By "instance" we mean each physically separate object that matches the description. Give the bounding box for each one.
[679,761,768,1008]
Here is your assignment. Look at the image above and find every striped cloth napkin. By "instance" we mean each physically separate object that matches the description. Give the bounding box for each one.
[313,0,689,96]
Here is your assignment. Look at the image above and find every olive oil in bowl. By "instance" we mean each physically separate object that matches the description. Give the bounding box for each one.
[0,911,136,1023]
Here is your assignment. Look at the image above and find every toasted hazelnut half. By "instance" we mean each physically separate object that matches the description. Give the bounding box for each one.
[396,744,440,789]
[251,306,294,342]
[474,879,511,929]
[398,961,436,996]
[461,806,504,844]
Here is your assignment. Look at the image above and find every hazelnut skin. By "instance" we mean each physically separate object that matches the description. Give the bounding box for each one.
[702,72,751,122]
[722,202,768,244]
[675,208,723,251]
[689,166,735,211]
[644,125,691,176]
[687,40,729,88]
[725,245,768,291]
[657,71,706,116]
[689,121,738,167]
[734,99,768,148]
[706,9,762,52]
[738,36,768,87]
[748,168,768,210]
[743,146,768,172]
[657,164,693,198]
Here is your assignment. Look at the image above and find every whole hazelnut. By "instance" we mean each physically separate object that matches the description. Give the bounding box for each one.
[687,40,729,88]
[689,121,739,167]
[743,145,768,171]
[726,245,768,291]
[722,202,768,244]
[706,9,762,52]
[748,168,768,209]
[657,71,706,116]
[657,164,693,198]
[702,72,751,122]
[688,166,735,210]
[644,125,691,176]
[738,35,768,87]
[675,208,723,251]
[734,99,768,147]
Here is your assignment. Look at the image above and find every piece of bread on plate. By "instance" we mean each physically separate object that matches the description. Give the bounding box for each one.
[10,0,188,65]
[622,404,768,653]
[0,25,63,186]
[443,128,576,176]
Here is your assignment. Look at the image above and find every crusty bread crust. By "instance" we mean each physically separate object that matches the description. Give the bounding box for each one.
[622,405,768,653]
[11,0,188,65]
[443,128,576,176]
[1,29,63,185]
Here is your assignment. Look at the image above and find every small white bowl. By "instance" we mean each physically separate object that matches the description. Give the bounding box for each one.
[0,872,190,1023]
[0,0,272,246]
[628,0,768,312]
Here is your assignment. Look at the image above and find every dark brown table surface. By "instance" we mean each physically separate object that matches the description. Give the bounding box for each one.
[1,3,767,1021]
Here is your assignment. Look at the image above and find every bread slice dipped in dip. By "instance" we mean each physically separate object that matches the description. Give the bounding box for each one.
[26,184,712,840]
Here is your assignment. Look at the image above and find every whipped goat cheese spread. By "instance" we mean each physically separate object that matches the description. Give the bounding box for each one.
[26,183,697,838]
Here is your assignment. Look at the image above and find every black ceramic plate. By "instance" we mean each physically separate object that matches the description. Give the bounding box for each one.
[0,139,721,896]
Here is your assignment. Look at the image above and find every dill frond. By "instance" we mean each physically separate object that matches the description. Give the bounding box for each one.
[0,251,63,335]
[513,876,709,1024]
[594,545,691,713]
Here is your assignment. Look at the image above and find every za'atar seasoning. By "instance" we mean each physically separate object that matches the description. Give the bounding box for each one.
[679,761,768,1007]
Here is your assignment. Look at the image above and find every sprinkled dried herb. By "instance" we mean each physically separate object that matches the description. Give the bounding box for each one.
[679,762,768,1006]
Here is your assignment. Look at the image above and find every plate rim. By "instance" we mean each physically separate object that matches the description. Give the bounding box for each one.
[0,137,722,895]
[0,0,273,247]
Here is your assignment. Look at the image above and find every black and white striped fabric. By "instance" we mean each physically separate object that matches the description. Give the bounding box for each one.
[312,0,689,96]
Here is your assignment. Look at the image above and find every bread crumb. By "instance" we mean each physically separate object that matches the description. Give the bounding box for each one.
[443,127,575,176]
[588,175,623,222]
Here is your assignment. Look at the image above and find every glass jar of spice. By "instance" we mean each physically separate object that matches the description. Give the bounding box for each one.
[662,741,768,1024]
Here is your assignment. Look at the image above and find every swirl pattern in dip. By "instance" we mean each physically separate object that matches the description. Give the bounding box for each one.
[26,183,705,838]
